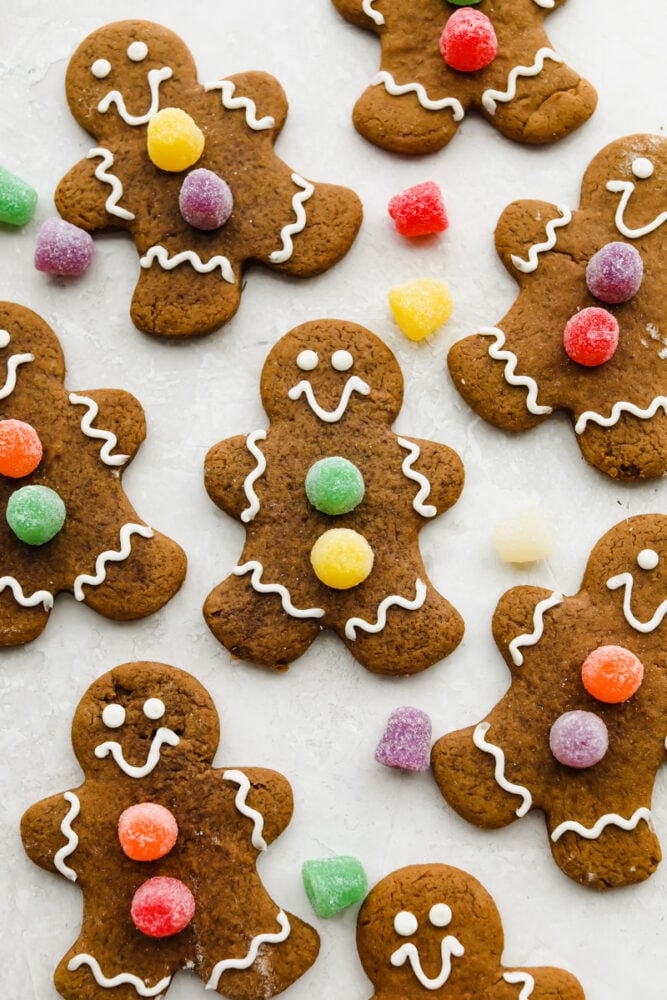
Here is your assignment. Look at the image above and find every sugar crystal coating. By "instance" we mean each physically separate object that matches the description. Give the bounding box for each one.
[302,856,367,918]
[6,484,66,545]
[34,218,94,276]
[178,168,234,230]
[305,456,365,515]
[0,165,38,226]
[585,241,643,304]
[310,527,374,589]
[440,9,498,72]
[131,876,195,938]
[389,278,453,341]
[147,107,205,172]
[375,706,432,771]
[0,419,43,478]
[581,644,644,703]
[549,710,609,768]
[563,306,619,366]
[118,802,179,862]
[388,181,449,238]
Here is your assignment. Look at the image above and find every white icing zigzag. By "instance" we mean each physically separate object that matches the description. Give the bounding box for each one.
[87,147,135,221]
[240,430,267,523]
[508,592,563,665]
[504,970,536,999]
[481,48,562,115]
[371,70,465,119]
[473,722,533,817]
[574,396,667,434]
[606,569,667,633]
[362,0,385,25]
[97,66,173,126]
[95,726,180,779]
[69,392,130,467]
[206,910,291,990]
[233,560,325,619]
[550,806,653,843]
[224,769,267,851]
[54,791,81,882]
[67,954,171,997]
[606,177,667,239]
[510,205,572,273]
[0,577,53,610]
[140,246,235,283]
[397,438,436,517]
[204,79,275,130]
[0,329,34,399]
[72,523,154,601]
[479,327,552,415]
[269,174,315,264]
[345,579,427,640]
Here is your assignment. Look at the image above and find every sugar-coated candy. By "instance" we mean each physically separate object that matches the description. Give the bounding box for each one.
[305,456,365,515]
[179,168,234,230]
[549,710,609,768]
[388,181,449,238]
[585,241,643,304]
[389,277,453,341]
[302,856,368,918]
[131,876,195,938]
[563,306,619,366]
[147,107,205,172]
[493,506,553,563]
[440,9,498,72]
[310,527,374,589]
[0,165,38,226]
[581,644,644,703]
[34,218,94,276]
[375,706,432,772]
[6,484,66,545]
[118,802,179,862]
[0,419,43,478]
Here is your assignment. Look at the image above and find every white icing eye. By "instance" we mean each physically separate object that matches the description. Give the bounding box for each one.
[127,41,148,62]
[143,697,165,720]
[0,330,10,348]
[393,910,419,936]
[632,157,654,180]
[102,703,126,728]
[296,350,318,371]
[637,548,659,571]
[429,903,452,927]
[331,349,353,372]
[91,58,111,79]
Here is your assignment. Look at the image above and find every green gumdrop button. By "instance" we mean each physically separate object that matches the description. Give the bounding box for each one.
[0,166,38,226]
[6,485,66,545]
[302,856,368,918]
[305,456,365,515]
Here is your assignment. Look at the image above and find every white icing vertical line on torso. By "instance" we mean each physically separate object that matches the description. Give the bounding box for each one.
[550,806,653,843]
[97,66,173,125]
[606,571,667,633]
[223,769,267,850]
[240,430,267,522]
[72,523,154,600]
[269,174,315,263]
[510,205,572,273]
[480,327,552,415]
[87,147,135,221]
[371,71,465,119]
[481,48,562,114]
[473,722,533,817]
[397,437,437,516]
[54,791,81,882]
[345,579,427,639]
[204,79,275,129]
[67,954,171,996]
[69,392,130,466]
[206,910,291,989]
[508,592,563,665]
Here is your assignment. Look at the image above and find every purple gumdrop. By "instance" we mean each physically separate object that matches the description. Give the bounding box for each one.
[585,241,643,304]
[178,168,233,230]
[549,710,609,769]
[34,218,94,276]
[374,706,432,772]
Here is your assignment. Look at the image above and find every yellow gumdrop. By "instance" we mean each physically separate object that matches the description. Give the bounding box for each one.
[388,277,453,341]
[147,107,205,172]
[310,528,374,589]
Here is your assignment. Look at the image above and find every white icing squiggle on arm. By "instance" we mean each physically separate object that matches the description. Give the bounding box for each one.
[504,971,536,999]
[269,174,315,263]
[372,71,465,119]
[481,48,561,114]
[224,769,267,850]
[508,592,563,665]
[72,523,154,600]
[362,0,385,25]
[0,330,34,398]
[87,147,135,221]
[480,327,552,415]
[345,579,427,640]
[69,392,130,467]
[550,806,652,843]
[510,205,572,273]
[97,66,173,126]
[54,791,80,882]
[233,560,325,619]
[240,430,267,523]
[606,570,667,633]
[606,178,667,239]
[140,246,235,283]
[0,577,53,610]
[473,722,532,817]
[67,954,171,997]
[397,438,436,517]
[575,396,667,434]
[94,727,180,778]
[206,911,291,989]
[204,79,275,130]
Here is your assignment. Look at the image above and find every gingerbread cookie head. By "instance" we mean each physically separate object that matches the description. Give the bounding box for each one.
[331,0,597,154]
[357,864,585,998]
[432,514,667,889]
[55,20,362,337]
[21,661,320,999]
[447,134,667,479]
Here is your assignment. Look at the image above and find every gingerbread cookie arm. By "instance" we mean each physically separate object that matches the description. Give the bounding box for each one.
[331,0,383,30]
[21,788,84,878]
[222,767,294,846]
[394,436,464,515]
[70,388,146,464]
[498,966,585,1000]
[494,200,572,277]
[0,593,50,646]
[209,70,289,139]
[55,157,128,232]
[574,406,667,480]
[492,586,562,670]
[204,434,261,520]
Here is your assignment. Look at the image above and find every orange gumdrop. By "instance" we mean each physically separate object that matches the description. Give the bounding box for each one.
[118,802,178,861]
[581,644,644,704]
[0,419,43,478]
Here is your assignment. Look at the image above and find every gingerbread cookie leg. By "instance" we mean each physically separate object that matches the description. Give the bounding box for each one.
[55,938,176,1000]
[352,83,461,155]
[575,407,667,480]
[0,589,50,645]
[130,256,242,337]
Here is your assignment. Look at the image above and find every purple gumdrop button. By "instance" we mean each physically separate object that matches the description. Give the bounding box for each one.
[374,706,432,772]
[34,218,94,276]
[585,241,643,304]
[549,710,609,769]
[178,168,233,230]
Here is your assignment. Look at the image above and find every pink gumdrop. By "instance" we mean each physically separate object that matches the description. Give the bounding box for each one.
[585,241,643,304]
[178,168,234,230]
[374,706,432,772]
[388,181,449,238]
[563,306,619,366]
[440,9,498,72]
[34,218,94,276]
[549,710,609,768]
[131,876,195,938]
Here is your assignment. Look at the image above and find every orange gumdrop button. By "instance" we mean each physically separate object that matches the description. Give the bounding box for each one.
[118,802,178,861]
[0,419,43,478]
[581,644,644,704]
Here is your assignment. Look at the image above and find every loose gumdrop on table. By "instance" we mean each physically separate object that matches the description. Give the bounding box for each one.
[563,306,619,366]
[178,168,233,230]
[388,181,449,238]
[493,506,553,563]
[0,165,38,226]
[388,277,453,341]
[305,456,365,515]
[0,419,43,478]
[439,8,498,72]
[34,218,94,276]
[549,710,609,768]
[131,876,196,938]
[585,241,643,304]
[146,107,205,172]
[302,856,368,918]
[118,802,179,861]
[581,644,644,703]
[375,706,432,771]
[6,484,66,545]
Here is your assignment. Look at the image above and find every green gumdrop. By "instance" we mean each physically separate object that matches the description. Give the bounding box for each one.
[0,166,38,226]
[302,856,368,918]
[305,456,365,515]
[6,485,66,545]
[448,0,483,4]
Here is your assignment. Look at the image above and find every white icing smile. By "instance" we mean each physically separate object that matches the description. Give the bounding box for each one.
[390,903,464,990]
[97,66,173,126]
[288,350,370,421]
[606,157,667,239]
[606,550,667,633]
[94,726,180,778]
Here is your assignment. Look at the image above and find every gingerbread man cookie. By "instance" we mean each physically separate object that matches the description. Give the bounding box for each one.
[432,514,667,889]
[331,0,596,153]
[357,864,585,999]
[204,319,465,674]
[54,20,362,337]
[448,134,667,479]
[0,302,185,646]
[21,661,320,999]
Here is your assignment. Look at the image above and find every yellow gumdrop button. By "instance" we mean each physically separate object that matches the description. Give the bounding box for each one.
[388,277,453,341]
[310,528,374,589]
[147,107,205,172]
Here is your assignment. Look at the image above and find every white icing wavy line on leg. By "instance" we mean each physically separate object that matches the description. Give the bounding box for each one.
[481,48,562,114]
[0,577,53,610]
[473,723,533,817]
[508,592,563,665]
[504,971,536,999]
[224,769,267,850]
[67,954,171,997]
[54,791,80,882]
[206,910,291,990]
[87,147,135,221]
[269,174,315,263]
[345,579,427,640]
[397,438,437,517]
[233,560,325,619]
[0,330,34,398]
[69,393,130,467]
[362,0,385,25]
[97,67,173,126]
[140,245,235,283]
[480,326,553,415]
[606,178,667,239]
[606,570,667,633]
[574,396,667,434]
[510,205,572,273]
[371,70,465,119]
[204,79,275,130]
[240,430,267,523]
[550,806,653,843]
[72,523,154,600]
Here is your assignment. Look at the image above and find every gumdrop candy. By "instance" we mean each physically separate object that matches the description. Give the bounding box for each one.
[549,710,609,768]
[0,419,43,478]
[388,181,449,238]
[375,706,432,771]
[310,528,374,588]
[563,306,619,366]
[147,107,205,172]
[302,856,368,918]
[34,218,94,276]
[118,802,179,862]
[6,484,66,545]
[389,277,453,341]
[305,456,365,515]
[581,645,644,703]
[440,9,498,72]
[178,168,234,230]
[0,165,38,226]
[493,506,553,563]
[585,241,643,304]
[131,876,195,937]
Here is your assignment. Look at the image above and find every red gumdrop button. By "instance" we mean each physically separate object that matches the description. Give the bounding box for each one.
[388,181,449,237]
[581,644,644,704]
[440,9,498,72]
[118,802,178,862]
[131,876,195,938]
[0,419,43,478]
[563,307,619,366]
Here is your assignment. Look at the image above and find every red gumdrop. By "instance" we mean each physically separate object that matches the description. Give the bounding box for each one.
[118,802,178,862]
[581,645,644,704]
[440,9,498,73]
[131,876,195,938]
[0,419,43,478]
[388,181,449,238]
[563,307,619,366]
